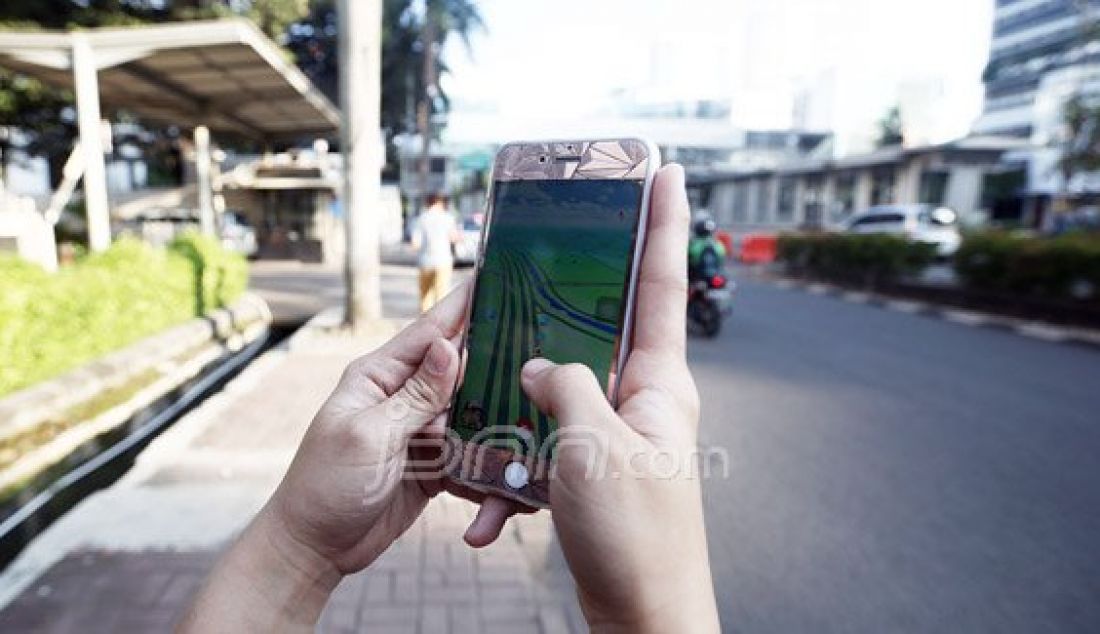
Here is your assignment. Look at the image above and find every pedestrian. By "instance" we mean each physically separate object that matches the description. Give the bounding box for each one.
[410,193,460,312]
[180,165,720,633]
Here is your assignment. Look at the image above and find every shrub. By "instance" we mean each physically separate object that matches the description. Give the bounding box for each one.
[169,232,250,313]
[776,233,936,286]
[0,235,249,397]
[955,231,1100,302]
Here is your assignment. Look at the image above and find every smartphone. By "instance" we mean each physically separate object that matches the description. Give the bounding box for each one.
[446,138,660,508]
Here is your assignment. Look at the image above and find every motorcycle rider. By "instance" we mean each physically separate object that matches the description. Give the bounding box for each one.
[688,212,727,283]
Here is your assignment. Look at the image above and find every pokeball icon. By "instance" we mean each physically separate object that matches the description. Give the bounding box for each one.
[504,462,529,490]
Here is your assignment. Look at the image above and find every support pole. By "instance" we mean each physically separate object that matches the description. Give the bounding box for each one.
[416,3,438,217]
[72,34,111,252]
[338,0,384,326]
[194,125,215,235]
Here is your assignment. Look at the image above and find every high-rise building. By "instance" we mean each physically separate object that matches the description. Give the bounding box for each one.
[974,0,1100,138]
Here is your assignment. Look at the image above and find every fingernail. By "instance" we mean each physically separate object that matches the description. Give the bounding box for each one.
[521,357,553,381]
[426,339,450,376]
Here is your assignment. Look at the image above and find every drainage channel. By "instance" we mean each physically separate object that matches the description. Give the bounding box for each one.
[0,320,305,569]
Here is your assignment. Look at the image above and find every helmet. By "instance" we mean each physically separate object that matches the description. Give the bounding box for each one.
[693,212,716,238]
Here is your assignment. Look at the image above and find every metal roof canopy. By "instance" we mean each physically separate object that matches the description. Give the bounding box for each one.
[0,19,340,141]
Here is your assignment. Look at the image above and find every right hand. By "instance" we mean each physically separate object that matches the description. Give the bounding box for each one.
[520,164,720,632]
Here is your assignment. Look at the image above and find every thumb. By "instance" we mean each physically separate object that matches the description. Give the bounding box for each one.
[386,338,460,436]
[520,358,619,430]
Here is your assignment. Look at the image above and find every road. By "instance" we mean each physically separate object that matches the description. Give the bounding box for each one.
[692,275,1100,632]
[248,260,433,325]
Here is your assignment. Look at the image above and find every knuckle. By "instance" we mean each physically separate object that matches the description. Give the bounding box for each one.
[402,372,443,413]
[553,364,596,390]
[344,352,377,381]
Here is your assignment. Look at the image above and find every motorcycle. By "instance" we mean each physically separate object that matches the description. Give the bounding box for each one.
[687,272,734,338]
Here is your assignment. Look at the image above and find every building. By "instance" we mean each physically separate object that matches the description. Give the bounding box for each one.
[972,0,1100,224]
[443,99,747,170]
[691,137,1027,233]
[974,0,1100,139]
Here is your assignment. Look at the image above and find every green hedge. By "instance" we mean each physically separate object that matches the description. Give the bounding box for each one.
[0,233,248,397]
[777,233,937,286]
[955,232,1100,303]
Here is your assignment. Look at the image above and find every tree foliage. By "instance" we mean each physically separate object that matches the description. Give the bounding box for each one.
[0,70,75,185]
[0,0,307,38]
[1058,94,1100,183]
[286,0,483,144]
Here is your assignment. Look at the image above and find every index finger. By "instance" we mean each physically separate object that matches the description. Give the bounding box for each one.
[346,279,472,396]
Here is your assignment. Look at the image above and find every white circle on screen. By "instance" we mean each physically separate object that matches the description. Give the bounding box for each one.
[504,462,529,490]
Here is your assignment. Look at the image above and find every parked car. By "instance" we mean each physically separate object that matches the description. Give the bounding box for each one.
[845,204,962,257]
[453,214,484,265]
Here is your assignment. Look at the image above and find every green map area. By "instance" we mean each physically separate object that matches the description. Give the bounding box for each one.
[451,179,643,458]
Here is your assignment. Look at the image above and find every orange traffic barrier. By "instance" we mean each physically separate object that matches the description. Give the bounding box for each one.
[739,233,778,264]
[716,230,734,258]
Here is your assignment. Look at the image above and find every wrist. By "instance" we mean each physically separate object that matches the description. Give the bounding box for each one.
[180,503,342,632]
[230,504,343,627]
[580,576,720,634]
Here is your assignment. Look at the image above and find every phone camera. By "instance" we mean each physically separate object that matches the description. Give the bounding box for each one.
[538,155,548,163]
[566,144,575,151]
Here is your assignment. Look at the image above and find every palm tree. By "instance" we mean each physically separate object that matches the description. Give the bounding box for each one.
[289,0,482,175]
[408,0,483,212]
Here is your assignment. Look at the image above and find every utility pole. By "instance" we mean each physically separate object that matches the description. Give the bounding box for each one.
[338,0,384,327]
[416,1,438,217]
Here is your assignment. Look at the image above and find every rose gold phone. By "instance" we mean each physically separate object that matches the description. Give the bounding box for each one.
[446,138,659,508]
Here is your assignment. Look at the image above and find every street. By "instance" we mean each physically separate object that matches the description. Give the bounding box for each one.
[694,275,1100,632]
[249,259,434,324]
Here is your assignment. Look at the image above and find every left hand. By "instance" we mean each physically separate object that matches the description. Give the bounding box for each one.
[181,284,518,631]
[266,282,516,576]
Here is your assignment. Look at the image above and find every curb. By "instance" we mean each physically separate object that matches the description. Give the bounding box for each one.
[767,278,1100,351]
[0,294,272,494]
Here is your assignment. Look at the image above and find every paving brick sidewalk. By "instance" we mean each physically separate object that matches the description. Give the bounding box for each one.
[0,311,582,633]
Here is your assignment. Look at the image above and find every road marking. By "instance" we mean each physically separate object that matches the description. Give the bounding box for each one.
[941,309,987,327]
[884,299,926,314]
[1015,323,1069,343]
[774,280,797,290]
[1070,329,1100,347]
[806,283,831,295]
[841,291,870,304]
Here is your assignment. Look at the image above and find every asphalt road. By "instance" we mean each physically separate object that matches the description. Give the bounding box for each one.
[248,260,438,324]
[691,276,1100,632]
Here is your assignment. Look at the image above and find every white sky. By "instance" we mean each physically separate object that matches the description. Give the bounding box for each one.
[442,0,995,151]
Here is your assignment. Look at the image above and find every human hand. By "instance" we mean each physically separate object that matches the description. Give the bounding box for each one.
[265,284,512,575]
[182,285,515,631]
[520,164,720,632]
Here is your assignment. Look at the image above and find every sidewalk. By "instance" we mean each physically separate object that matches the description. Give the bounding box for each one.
[0,291,583,632]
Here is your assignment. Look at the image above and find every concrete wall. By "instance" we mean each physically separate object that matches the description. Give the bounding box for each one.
[0,196,57,272]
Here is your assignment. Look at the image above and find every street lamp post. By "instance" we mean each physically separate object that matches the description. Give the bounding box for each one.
[338,0,384,328]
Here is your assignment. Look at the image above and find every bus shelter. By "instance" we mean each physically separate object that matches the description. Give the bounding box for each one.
[0,19,340,251]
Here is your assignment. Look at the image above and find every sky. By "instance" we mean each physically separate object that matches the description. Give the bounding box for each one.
[441,0,995,154]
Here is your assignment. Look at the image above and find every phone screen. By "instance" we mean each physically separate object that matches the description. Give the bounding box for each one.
[451,178,645,459]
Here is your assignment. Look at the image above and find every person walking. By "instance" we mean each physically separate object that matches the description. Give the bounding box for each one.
[410,193,459,312]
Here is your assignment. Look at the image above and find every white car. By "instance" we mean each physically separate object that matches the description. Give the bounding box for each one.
[453,215,484,265]
[845,204,962,257]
